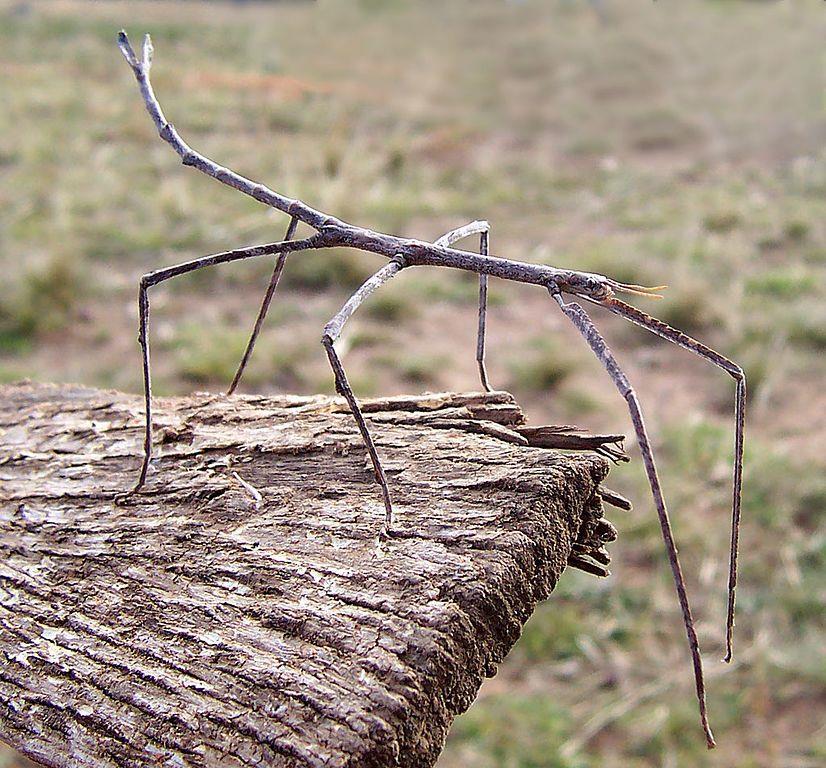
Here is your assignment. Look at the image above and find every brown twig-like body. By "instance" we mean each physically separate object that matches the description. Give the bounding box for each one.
[117,31,745,747]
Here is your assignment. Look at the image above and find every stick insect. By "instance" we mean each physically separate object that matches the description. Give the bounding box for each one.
[118,32,745,748]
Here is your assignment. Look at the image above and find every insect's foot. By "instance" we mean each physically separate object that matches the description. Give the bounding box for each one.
[114,485,142,506]
[115,468,151,505]
[705,732,717,750]
[379,523,403,541]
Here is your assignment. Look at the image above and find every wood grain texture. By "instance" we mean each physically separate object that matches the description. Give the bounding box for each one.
[0,383,619,768]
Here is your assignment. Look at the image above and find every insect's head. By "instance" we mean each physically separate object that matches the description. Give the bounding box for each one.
[559,271,615,301]
[556,270,667,303]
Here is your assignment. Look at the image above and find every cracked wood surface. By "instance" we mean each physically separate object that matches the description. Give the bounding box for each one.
[0,382,620,768]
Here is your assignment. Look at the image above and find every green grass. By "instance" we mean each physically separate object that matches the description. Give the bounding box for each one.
[703,211,741,235]
[787,309,826,351]
[506,338,577,393]
[363,287,418,322]
[0,254,85,351]
[281,249,375,292]
[374,351,449,386]
[745,269,818,299]
[448,695,587,768]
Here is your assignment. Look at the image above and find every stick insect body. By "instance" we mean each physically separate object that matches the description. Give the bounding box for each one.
[118,32,745,749]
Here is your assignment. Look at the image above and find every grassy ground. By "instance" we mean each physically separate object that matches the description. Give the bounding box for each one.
[1,1,824,766]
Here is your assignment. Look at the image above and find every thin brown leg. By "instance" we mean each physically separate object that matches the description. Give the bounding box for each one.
[227,216,299,395]
[134,277,152,491]
[601,297,746,663]
[434,220,493,391]
[127,236,320,493]
[322,259,405,531]
[551,287,716,749]
[476,230,492,392]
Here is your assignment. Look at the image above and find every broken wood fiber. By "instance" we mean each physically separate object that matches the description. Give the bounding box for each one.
[0,382,622,768]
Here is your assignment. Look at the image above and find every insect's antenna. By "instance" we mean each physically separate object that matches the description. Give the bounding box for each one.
[608,280,668,300]
[550,287,716,748]
[600,296,746,663]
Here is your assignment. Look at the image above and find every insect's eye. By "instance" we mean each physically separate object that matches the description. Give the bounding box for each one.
[582,276,612,300]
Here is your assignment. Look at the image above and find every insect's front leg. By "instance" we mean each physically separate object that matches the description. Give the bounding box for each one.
[551,266,746,663]
[548,284,715,749]
[599,295,746,663]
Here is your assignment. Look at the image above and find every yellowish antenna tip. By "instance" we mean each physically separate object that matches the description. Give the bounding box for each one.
[613,282,667,299]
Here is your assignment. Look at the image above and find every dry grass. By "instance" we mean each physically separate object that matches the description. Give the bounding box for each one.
[1,1,824,766]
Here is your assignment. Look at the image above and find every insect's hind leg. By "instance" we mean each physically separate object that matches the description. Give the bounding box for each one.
[434,220,493,391]
[227,216,299,395]
[549,285,716,749]
[321,259,405,532]
[133,275,152,491]
[124,237,315,495]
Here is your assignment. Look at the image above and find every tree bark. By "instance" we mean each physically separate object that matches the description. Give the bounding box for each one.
[0,382,621,768]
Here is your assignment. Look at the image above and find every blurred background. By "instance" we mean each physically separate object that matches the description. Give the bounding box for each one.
[0,1,823,766]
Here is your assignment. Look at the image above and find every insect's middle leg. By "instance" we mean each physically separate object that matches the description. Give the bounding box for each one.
[434,220,493,391]
[227,216,299,395]
[321,259,404,532]
[476,230,492,392]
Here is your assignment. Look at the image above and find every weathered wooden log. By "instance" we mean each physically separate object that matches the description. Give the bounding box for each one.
[0,382,622,768]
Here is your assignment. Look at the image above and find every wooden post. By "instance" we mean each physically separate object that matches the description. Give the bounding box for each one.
[0,382,621,768]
